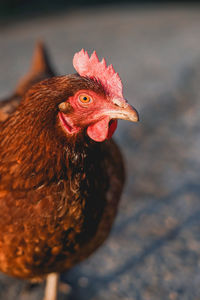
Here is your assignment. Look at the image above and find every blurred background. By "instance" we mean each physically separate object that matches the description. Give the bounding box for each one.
[1,1,200,300]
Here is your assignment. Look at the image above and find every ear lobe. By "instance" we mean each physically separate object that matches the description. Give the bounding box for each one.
[58,102,73,113]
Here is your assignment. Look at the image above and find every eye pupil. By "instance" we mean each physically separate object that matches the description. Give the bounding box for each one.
[79,95,92,104]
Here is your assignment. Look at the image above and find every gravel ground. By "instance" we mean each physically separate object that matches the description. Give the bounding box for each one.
[1,4,200,300]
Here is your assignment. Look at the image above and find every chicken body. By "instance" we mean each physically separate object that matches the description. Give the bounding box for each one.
[0,125,124,279]
[0,44,125,280]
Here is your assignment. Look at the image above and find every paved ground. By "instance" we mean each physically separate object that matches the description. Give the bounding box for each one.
[1,4,200,300]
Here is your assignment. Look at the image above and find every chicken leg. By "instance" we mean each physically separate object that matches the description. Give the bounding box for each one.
[43,273,59,300]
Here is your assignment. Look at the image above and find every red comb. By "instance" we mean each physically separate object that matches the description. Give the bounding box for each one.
[73,49,123,99]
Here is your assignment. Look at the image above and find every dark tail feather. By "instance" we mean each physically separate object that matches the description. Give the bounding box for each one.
[30,40,55,76]
[15,40,56,96]
[0,41,56,121]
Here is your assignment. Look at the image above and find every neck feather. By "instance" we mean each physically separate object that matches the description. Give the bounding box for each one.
[0,106,95,190]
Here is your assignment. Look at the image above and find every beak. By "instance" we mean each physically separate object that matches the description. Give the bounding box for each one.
[107,102,139,122]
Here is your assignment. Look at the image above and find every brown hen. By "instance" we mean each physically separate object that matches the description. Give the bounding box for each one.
[0,42,139,300]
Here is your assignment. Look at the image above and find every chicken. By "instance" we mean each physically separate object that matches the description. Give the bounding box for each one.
[0,42,139,300]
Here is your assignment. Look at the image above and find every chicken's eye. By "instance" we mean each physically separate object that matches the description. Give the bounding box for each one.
[79,95,92,104]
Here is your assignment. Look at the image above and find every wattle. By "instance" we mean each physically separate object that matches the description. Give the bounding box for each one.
[107,120,118,139]
[87,117,118,142]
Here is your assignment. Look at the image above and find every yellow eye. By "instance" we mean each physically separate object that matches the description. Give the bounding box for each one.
[79,95,92,104]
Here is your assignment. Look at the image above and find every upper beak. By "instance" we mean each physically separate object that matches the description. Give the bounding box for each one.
[107,102,139,122]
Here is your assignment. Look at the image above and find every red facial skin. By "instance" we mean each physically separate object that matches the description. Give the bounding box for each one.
[58,89,118,142]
